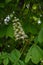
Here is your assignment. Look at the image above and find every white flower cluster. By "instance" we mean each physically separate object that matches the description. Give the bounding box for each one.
[4,11,28,40]
[4,15,10,25]
[12,17,28,40]
[4,11,15,25]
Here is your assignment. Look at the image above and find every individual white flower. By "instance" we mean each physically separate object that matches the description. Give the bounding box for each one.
[41,60,43,63]
[23,35,28,38]
[15,37,19,40]
[15,34,20,38]
[4,19,8,25]
[26,4,30,9]
[17,22,21,24]
[6,19,10,22]
[18,31,22,34]
[40,14,42,17]
[13,11,15,14]
[10,14,13,18]
[14,24,18,28]
[13,22,16,25]
[15,29,19,32]
[7,45,10,47]
[14,29,19,34]
[20,36,25,39]
[16,18,19,21]
[14,19,18,21]
[4,21,8,25]
[4,19,7,22]
[14,19,19,21]
[22,32,25,35]
[17,26,22,29]
[38,19,41,24]
[20,28,24,32]
[17,22,21,26]
[4,15,10,25]
[6,15,10,21]
[14,17,16,19]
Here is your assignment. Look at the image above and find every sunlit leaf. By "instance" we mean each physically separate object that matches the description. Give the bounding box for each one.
[9,49,21,63]
[3,58,9,65]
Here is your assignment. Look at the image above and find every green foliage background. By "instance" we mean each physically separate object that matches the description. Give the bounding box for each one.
[0,0,43,65]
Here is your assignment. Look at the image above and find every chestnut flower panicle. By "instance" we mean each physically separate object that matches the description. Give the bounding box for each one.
[12,17,28,41]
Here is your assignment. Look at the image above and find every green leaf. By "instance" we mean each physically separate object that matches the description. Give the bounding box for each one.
[25,45,42,64]
[9,49,21,63]
[0,25,7,38]
[22,23,37,34]
[34,36,38,44]
[1,52,8,59]
[25,49,31,63]
[19,60,25,65]
[31,45,42,64]
[0,52,9,65]
[6,24,14,38]
[0,53,2,64]
[13,62,20,65]
[38,28,43,43]
[3,58,9,65]
[13,60,25,65]
[28,24,37,34]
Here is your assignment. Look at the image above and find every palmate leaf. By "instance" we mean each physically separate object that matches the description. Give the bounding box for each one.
[19,60,25,65]
[9,49,21,63]
[22,22,37,35]
[25,45,43,64]
[1,52,8,59]
[0,52,9,65]
[0,23,14,38]
[25,49,31,63]
[13,60,25,65]
[31,45,42,64]
[3,58,9,65]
